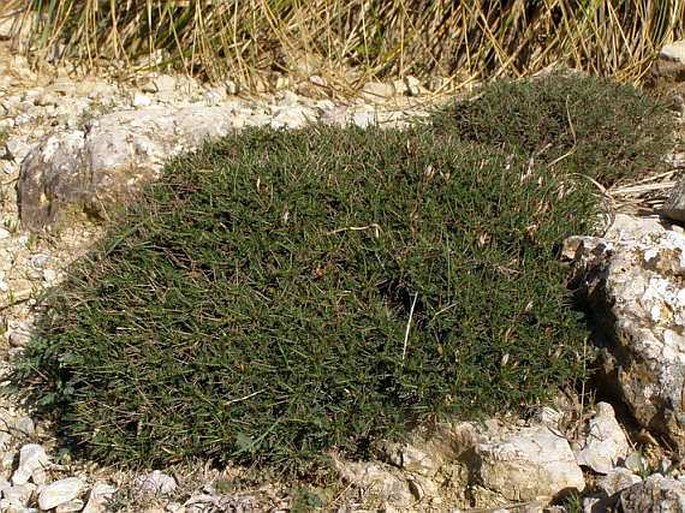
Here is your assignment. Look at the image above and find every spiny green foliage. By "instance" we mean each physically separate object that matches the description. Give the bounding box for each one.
[432,73,674,186]
[17,127,596,472]
[14,75,673,474]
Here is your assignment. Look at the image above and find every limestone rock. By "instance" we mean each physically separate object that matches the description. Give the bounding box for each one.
[597,468,642,497]
[12,444,48,486]
[1,481,36,506]
[38,478,85,510]
[5,138,30,163]
[535,406,563,430]
[153,75,177,94]
[131,92,153,108]
[568,214,685,452]
[18,105,240,229]
[269,105,314,129]
[652,39,685,82]
[54,498,85,512]
[0,500,39,513]
[360,82,395,101]
[49,78,76,97]
[82,483,116,513]
[476,425,585,502]
[575,402,630,474]
[392,78,408,96]
[337,460,413,508]
[405,76,425,97]
[619,474,685,512]
[661,40,685,63]
[379,441,441,477]
[12,416,35,437]
[134,470,177,496]
[0,11,20,40]
[582,468,643,512]
[183,492,257,511]
[661,177,685,223]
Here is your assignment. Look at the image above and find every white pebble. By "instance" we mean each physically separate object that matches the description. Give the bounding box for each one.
[131,93,152,108]
[12,444,48,486]
[38,477,85,510]
[134,470,176,496]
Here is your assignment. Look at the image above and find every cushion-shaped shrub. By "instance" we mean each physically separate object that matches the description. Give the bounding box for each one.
[16,123,597,473]
[431,73,673,185]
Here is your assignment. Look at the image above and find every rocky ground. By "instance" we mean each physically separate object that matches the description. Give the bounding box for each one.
[1,29,685,513]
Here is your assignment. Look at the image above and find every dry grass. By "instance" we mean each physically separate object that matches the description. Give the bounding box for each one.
[0,1,683,89]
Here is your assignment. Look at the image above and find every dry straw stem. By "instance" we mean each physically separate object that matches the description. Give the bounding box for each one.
[1,1,683,87]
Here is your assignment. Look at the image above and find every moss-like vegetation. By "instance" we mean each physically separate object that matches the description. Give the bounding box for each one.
[13,75,673,475]
[432,73,673,185]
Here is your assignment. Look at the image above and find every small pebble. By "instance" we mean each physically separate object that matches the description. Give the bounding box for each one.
[135,470,177,496]
[131,93,152,108]
[38,477,85,511]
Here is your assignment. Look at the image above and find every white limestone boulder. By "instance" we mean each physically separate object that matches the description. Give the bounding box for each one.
[476,425,585,502]
[567,214,685,452]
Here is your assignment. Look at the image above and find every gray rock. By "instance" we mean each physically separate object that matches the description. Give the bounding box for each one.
[18,105,242,229]
[361,81,395,101]
[476,425,585,502]
[0,11,19,40]
[131,92,153,108]
[575,402,630,474]
[11,416,35,437]
[1,481,36,506]
[309,75,326,87]
[661,40,685,63]
[0,499,39,513]
[55,498,85,512]
[336,460,413,508]
[49,78,76,97]
[5,138,31,162]
[203,87,227,105]
[269,106,313,129]
[392,78,408,96]
[275,90,300,107]
[597,468,642,497]
[582,468,644,513]
[620,474,685,512]
[82,483,116,513]
[380,441,441,477]
[134,470,176,496]
[224,80,239,95]
[154,75,177,94]
[38,478,85,510]
[653,40,685,83]
[535,406,563,430]
[0,118,15,131]
[661,177,685,223]
[12,444,48,486]
[405,76,425,97]
[568,214,685,452]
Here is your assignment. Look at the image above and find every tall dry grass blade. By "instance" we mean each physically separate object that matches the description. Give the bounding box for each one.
[0,1,682,88]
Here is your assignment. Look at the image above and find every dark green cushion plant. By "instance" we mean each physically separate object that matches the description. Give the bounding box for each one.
[432,72,673,185]
[13,74,671,474]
